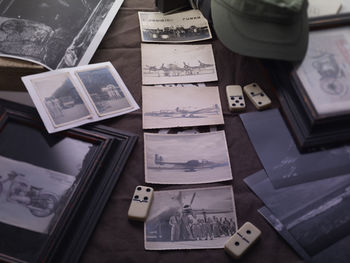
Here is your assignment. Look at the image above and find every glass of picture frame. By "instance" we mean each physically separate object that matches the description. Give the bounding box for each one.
[263,13,350,151]
[0,99,137,263]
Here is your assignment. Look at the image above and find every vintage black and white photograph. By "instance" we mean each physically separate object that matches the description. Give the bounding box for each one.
[22,62,139,133]
[76,65,133,116]
[138,9,212,43]
[31,72,92,128]
[0,155,75,234]
[142,86,224,129]
[144,131,232,184]
[141,43,217,85]
[240,109,350,188]
[0,0,123,69]
[144,186,237,250]
[246,170,350,262]
[295,27,350,116]
[30,72,92,128]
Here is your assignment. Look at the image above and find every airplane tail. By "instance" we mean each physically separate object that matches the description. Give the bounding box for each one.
[155,154,164,164]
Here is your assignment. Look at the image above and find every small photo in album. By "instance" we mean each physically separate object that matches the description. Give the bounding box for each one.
[31,73,92,128]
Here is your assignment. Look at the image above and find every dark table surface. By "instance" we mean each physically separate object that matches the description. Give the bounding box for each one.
[38,0,303,262]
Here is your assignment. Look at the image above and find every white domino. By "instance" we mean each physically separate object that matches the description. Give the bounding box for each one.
[226,85,246,111]
[224,222,261,259]
[243,83,271,110]
[128,185,154,221]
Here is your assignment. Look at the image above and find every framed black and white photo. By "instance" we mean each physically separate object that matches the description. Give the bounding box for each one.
[138,10,212,43]
[0,99,137,263]
[264,14,350,151]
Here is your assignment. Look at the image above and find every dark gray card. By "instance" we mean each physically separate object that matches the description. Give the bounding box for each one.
[240,109,350,188]
[245,170,350,261]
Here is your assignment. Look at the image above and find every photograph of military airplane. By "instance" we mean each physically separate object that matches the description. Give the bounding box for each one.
[142,86,224,129]
[141,43,217,85]
[144,185,237,250]
[150,154,228,172]
[144,104,220,119]
[138,10,212,43]
[143,60,215,77]
[144,131,232,184]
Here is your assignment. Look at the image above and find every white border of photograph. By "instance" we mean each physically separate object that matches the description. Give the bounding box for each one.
[142,86,224,129]
[21,62,139,133]
[75,64,135,117]
[138,10,212,43]
[141,43,218,85]
[144,131,232,184]
[144,185,237,250]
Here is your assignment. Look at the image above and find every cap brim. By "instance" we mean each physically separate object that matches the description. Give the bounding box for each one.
[211,0,309,61]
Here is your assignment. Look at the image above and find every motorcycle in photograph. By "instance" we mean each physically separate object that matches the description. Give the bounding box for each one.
[0,171,58,217]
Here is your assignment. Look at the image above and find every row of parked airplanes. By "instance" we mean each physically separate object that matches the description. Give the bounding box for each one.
[144,60,214,75]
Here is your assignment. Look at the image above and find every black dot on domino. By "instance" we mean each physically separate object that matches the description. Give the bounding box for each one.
[240,103,244,106]
[235,100,239,103]
[246,230,251,234]
[258,102,262,105]
[134,195,139,199]
[261,94,264,97]
[137,187,142,191]
[232,103,236,106]
[252,84,257,87]
[230,96,234,100]
[144,196,148,201]
[250,92,254,95]
[239,96,242,100]
[146,188,151,192]
[235,241,240,246]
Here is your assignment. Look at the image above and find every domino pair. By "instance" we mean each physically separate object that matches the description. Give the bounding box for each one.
[226,83,271,112]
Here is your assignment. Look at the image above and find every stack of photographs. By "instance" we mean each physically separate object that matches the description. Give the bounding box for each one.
[21,62,139,133]
[240,109,350,262]
[142,85,224,129]
[144,131,232,184]
[138,10,236,252]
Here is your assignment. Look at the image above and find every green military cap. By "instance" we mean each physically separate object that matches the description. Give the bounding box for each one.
[211,0,309,61]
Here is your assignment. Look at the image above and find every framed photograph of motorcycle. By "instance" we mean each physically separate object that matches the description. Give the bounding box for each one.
[264,13,350,151]
[0,99,137,263]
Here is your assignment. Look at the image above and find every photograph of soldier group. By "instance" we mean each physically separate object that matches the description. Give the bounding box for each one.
[168,207,236,242]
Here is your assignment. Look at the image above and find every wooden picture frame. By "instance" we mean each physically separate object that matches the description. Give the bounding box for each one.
[263,14,350,151]
[0,99,137,263]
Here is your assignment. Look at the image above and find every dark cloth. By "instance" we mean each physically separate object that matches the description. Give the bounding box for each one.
[1,0,303,262]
